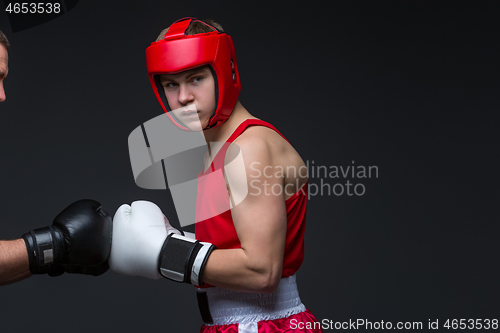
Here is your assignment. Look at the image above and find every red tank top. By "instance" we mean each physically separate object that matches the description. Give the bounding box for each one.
[195,119,308,279]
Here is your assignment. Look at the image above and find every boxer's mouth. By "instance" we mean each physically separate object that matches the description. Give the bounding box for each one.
[182,110,199,117]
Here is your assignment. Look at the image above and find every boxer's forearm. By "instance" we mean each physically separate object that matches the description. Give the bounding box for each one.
[110,202,276,290]
[202,248,282,293]
[0,239,31,286]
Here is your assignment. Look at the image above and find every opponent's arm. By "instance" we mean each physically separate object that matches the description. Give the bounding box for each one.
[0,239,31,286]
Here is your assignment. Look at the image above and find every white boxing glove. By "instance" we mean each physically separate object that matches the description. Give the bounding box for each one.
[183,231,195,239]
[109,201,180,279]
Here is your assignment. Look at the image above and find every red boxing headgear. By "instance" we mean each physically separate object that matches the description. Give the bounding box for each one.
[146,17,241,130]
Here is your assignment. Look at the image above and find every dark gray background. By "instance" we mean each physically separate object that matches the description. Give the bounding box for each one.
[1,1,498,331]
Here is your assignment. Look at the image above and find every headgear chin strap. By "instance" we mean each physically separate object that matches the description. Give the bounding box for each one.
[146,17,241,131]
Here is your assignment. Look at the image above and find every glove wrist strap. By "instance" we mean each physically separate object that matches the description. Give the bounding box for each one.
[157,234,216,285]
[22,226,64,275]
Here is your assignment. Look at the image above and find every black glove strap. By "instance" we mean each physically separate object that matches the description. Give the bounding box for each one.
[158,234,203,283]
[22,226,63,275]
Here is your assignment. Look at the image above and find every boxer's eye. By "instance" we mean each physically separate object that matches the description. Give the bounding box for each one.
[163,82,178,90]
[191,76,203,84]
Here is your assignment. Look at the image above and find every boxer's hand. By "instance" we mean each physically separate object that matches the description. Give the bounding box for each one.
[109,201,180,279]
[110,200,214,285]
[22,200,113,276]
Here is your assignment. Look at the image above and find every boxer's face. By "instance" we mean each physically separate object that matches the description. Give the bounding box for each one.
[0,44,8,102]
[160,66,216,131]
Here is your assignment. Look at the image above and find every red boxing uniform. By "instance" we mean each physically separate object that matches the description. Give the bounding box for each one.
[195,119,322,333]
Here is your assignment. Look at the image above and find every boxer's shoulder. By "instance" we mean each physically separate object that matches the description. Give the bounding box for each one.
[232,124,288,157]
[228,122,308,190]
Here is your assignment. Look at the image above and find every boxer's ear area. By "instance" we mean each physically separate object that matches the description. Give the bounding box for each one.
[208,65,219,114]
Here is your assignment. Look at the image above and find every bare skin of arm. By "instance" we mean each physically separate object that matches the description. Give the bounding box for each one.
[202,127,307,293]
[0,239,31,286]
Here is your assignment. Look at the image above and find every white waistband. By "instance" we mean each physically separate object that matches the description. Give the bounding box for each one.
[198,274,306,326]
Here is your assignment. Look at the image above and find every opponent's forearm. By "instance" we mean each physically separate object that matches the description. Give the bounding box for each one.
[0,239,31,286]
[202,248,282,293]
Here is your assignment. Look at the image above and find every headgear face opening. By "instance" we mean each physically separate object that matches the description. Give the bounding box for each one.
[146,17,241,131]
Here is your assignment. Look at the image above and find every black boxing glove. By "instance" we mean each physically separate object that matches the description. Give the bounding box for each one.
[22,199,112,276]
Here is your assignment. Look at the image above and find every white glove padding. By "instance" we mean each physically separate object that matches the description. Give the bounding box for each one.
[164,216,183,236]
[109,201,180,279]
[183,231,195,239]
